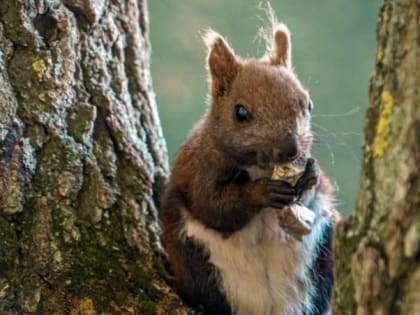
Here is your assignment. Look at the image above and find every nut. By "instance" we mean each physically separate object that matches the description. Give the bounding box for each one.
[271,160,315,241]
[272,163,304,185]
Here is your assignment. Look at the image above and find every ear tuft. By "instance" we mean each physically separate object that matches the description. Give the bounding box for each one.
[258,3,292,68]
[202,29,238,97]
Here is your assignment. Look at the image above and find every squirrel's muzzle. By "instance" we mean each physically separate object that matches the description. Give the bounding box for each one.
[274,134,299,163]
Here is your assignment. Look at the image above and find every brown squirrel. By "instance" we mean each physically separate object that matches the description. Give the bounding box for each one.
[160,20,338,315]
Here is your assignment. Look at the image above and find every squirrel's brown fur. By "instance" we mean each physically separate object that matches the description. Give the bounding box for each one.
[160,22,337,315]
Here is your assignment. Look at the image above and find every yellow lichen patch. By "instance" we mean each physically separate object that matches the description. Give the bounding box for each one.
[372,91,394,158]
[32,59,47,81]
[403,42,412,51]
[376,49,384,62]
[38,92,47,102]
[71,298,97,315]
[382,10,389,23]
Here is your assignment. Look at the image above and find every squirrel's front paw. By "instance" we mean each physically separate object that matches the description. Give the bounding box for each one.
[252,178,297,208]
[295,158,320,197]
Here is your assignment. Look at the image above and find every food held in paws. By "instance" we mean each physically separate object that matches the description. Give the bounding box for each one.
[272,162,316,240]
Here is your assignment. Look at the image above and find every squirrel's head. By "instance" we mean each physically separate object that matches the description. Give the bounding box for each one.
[204,24,314,168]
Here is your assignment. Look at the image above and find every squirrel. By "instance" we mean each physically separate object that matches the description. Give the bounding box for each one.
[160,20,338,315]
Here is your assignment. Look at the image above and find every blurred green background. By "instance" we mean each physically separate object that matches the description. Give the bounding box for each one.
[149,1,381,216]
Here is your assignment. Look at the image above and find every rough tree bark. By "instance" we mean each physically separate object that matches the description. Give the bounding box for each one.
[333,1,419,315]
[0,0,189,314]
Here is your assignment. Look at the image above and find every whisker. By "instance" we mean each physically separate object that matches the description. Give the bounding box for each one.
[311,106,361,118]
[316,138,336,165]
[314,131,361,138]
[311,123,361,164]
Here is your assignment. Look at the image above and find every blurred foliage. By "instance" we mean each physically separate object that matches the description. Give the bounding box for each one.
[149,0,381,216]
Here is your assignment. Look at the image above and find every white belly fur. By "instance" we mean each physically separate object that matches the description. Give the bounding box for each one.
[183,207,330,315]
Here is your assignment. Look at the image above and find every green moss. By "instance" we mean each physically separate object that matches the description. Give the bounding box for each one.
[153,254,169,279]
[117,159,146,197]
[120,207,144,248]
[0,216,18,277]
[54,210,161,313]
[35,139,83,195]
[51,203,80,244]
[333,222,359,314]
[139,301,157,314]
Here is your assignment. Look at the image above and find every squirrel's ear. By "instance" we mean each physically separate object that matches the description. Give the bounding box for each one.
[203,30,238,97]
[270,24,292,68]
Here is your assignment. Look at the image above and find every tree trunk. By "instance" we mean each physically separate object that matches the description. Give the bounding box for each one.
[333,1,419,314]
[0,1,189,314]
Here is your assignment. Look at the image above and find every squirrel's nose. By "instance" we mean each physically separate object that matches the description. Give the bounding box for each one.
[281,144,299,161]
[274,136,299,163]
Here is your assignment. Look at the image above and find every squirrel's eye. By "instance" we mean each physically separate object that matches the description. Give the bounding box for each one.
[308,99,314,112]
[235,104,250,122]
